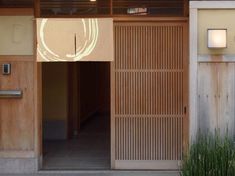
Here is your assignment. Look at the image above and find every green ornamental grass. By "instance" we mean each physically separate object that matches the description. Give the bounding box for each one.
[181,130,235,176]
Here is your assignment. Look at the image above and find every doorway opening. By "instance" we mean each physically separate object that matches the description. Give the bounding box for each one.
[41,62,110,170]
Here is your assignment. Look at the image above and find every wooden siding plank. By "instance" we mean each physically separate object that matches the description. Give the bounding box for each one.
[198,63,217,133]
[198,62,235,137]
[217,63,235,136]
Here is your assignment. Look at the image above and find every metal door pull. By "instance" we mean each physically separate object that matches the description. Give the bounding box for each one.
[0,90,23,98]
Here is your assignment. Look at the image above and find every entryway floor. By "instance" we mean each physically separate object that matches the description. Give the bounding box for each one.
[43,113,110,170]
[0,171,180,176]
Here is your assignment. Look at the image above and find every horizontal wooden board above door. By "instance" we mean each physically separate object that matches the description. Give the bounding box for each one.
[37,0,187,17]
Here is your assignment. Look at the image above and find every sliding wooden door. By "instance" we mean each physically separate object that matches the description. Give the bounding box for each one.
[111,19,188,170]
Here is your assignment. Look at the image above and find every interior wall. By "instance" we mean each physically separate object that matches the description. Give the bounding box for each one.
[67,63,79,137]
[99,62,110,113]
[78,62,110,125]
[196,9,235,137]
[42,62,110,139]
[67,62,110,137]
[42,63,68,140]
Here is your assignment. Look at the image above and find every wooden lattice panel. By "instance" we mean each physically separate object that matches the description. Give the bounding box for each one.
[112,21,188,170]
[115,116,183,160]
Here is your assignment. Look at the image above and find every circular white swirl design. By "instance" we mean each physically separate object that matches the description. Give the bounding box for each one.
[37,18,99,62]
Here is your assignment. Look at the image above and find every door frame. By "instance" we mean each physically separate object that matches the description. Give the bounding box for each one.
[35,16,189,170]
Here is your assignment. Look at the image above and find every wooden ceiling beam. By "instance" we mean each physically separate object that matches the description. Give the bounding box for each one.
[36,0,188,17]
[35,0,41,17]
[0,7,34,15]
[0,0,33,7]
[183,0,189,17]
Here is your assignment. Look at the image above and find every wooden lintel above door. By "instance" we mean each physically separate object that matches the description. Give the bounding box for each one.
[0,8,34,16]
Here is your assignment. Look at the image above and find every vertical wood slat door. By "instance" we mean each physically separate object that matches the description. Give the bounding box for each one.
[111,20,188,170]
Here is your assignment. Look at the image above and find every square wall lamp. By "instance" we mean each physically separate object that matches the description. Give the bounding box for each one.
[207,29,227,49]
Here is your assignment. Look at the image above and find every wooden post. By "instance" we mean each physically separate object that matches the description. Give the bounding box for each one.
[34,0,40,17]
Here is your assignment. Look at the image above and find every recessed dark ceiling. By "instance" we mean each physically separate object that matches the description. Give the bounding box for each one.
[0,0,34,7]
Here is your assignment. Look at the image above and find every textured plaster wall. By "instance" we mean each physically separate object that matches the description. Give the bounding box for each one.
[198,9,235,55]
[0,16,33,55]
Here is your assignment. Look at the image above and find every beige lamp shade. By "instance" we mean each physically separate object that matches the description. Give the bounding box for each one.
[207,29,227,49]
[37,18,114,62]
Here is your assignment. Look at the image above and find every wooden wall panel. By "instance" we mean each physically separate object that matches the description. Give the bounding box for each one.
[112,21,188,169]
[218,63,235,137]
[198,63,235,136]
[0,61,34,151]
[198,63,217,133]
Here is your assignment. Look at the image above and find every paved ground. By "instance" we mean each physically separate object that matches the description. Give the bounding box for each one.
[0,171,180,176]
[43,114,110,170]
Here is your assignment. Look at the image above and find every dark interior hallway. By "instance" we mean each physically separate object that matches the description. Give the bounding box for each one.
[42,62,110,170]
